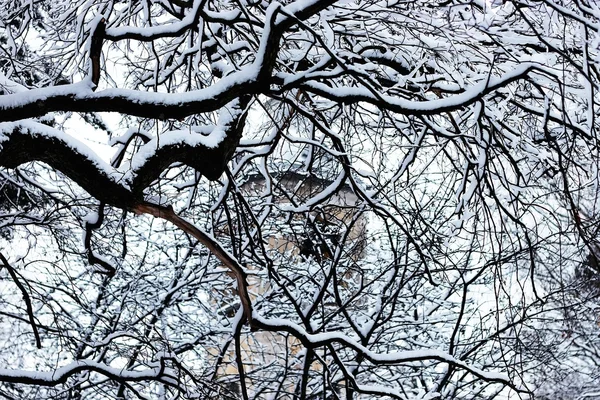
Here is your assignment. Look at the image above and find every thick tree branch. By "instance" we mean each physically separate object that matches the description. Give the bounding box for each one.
[0,122,134,208]
[0,110,253,323]
[0,62,552,123]
[0,78,255,123]
[0,0,338,123]
[0,360,170,386]
[89,19,106,89]
[0,96,247,205]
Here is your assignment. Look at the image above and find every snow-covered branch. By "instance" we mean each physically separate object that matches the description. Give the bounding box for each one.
[1,0,599,398]
[0,360,169,386]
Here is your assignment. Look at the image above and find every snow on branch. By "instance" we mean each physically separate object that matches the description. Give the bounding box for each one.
[1,0,598,397]
[0,77,255,123]
[293,63,558,115]
[0,99,248,205]
[0,120,132,207]
[252,313,523,392]
[0,360,169,386]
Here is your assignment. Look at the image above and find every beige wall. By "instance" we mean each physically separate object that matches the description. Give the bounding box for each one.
[208,173,366,396]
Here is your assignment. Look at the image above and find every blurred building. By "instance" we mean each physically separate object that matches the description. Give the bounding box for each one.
[208,162,367,398]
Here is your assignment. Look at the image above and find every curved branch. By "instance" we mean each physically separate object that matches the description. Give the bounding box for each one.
[0,121,134,208]
[0,77,255,122]
[0,360,169,386]
[293,63,553,115]
[132,202,254,325]
[0,99,248,205]
[252,314,524,392]
[0,61,538,123]
[128,96,249,190]
[83,203,116,275]
[104,0,206,42]
[0,0,338,123]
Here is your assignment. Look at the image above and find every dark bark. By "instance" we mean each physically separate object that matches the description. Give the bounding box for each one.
[90,19,106,89]
[0,96,248,207]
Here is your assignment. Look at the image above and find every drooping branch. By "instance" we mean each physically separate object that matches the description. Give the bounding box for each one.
[0,108,253,322]
[0,360,172,386]
[0,79,256,123]
[252,314,525,393]
[83,203,116,275]
[0,122,134,208]
[132,202,254,325]
[0,95,248,206]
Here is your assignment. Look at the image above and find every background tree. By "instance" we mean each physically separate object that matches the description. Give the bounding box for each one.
[1,0,599,398]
